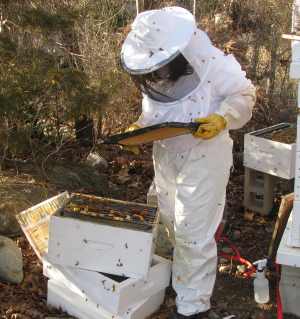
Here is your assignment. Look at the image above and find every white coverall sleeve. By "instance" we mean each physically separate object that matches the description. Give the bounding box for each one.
[213,55,256,130]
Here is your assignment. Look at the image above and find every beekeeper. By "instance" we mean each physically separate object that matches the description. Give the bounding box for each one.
[121,7,255,319]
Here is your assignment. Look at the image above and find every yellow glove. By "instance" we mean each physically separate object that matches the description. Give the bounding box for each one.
[126,124,141,132]
[193,114,227,139]
[122,123,141,155]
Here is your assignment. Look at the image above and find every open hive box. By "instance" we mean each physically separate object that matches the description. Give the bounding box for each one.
[58,193,158,231]
[47,193,159,278]
[44,254,170,315]
[244,123,297,179]
[17,193,169,318]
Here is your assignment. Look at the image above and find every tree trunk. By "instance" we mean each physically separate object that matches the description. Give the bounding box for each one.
[268,31,279,105]
[75,115,95,147]
[251,37,261,79]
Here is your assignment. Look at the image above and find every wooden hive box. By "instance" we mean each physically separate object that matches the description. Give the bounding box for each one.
[44,254,170,315]
[47,279,165,319]
[244,123,296,179]
[47,193,159,278]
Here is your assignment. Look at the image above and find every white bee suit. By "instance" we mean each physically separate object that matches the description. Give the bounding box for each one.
[122,7,255,316]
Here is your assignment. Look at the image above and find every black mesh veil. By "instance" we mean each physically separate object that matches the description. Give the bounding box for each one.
[124,53,194,102]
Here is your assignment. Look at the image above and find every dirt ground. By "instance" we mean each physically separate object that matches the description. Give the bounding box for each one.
[0,145,297,319]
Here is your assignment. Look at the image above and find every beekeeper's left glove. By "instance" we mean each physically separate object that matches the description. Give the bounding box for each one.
[193,114,227,139]
[122,123,141,155]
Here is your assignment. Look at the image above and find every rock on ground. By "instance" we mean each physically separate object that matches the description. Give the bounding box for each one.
[0,202,22,236]
[86,151,108,170]
[0,235,23,284]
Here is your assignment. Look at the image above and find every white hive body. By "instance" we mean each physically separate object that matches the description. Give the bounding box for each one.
[244,123,296,180]
[289,18,300,247]
[276,4,300,316]
[277,218,300,268]
[47,279,165,319]
[16,192,167,319]
[277,218,300,316]
[47,193,159,278]
[47,215,155,278]
[279,264,300,316]
[44,255,171,315]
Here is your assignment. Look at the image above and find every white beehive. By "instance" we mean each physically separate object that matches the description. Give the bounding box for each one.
[279,265,300,317]
[47,279,165,319]
[244,123,296,180]
[17,192,166,317]
[44,254,171,315]
[276,216,300,316]
[47,193,159,278]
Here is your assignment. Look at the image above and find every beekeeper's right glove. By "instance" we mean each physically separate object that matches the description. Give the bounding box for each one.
[193,114,227,139]
[122,123,141,155]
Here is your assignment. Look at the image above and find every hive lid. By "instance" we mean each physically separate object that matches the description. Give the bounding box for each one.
[16,192,70,260]
[103,122,200,146]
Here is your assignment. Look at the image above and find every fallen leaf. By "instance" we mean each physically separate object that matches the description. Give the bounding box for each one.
[244,211,255,221]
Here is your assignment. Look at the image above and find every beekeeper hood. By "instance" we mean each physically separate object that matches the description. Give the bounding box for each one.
[121,7,221,83]
[121,7,198,75]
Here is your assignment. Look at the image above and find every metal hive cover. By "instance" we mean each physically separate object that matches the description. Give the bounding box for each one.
[103,122,200,146]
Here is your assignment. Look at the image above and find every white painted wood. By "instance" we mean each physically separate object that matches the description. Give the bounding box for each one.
[47,214,156,278]
[47,279,165,319]
[292,84,300,246]
[193,0,196,16]
[294,167,300,203]
[290,202,300,246]
[43,255,171,315]
[294,152,300,202]
[296,121,300,151]
[283,34,300,40]
[280,265,300,316]
[290,62,300,79]
[276,215,300,267]
[136,0,139,15]
[277,10,300,314]
[298,84,300,106]
[244,125,296,179]
[292,40,300,62]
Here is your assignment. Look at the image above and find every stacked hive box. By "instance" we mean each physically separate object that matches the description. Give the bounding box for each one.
[17,192,171,319]
[276,217,300,316]
[244,123,296,215]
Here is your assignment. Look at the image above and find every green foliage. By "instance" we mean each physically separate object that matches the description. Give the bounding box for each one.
[0,1,106,160]
[21,7,78,33]
[0,0,295,162]
[46,67,105,118]
[0,34,17,60]
[78,0,130,30]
